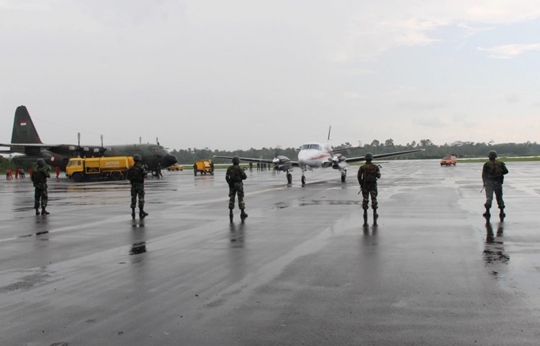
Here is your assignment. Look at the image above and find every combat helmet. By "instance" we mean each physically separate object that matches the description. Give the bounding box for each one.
[232,156,240,164]
[37,158,45,166]
[133,154,142,162]
[488,150,497,159]
[365,152,373,161]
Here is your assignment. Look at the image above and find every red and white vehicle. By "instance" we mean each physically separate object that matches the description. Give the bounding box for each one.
[440,155,457,166]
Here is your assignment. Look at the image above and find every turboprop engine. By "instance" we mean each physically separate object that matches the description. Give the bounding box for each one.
[331,154,347,169]
[272,155,292,172]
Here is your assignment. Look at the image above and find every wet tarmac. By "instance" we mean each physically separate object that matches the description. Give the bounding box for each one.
[1,160,540,345]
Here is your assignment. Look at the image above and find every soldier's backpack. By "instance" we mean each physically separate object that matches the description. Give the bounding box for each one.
[363,164,379,182]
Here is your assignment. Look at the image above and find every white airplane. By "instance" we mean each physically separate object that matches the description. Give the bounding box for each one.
[215,128,423,185]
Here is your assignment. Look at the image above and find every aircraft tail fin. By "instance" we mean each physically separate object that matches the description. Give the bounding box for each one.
[11,106,43,144]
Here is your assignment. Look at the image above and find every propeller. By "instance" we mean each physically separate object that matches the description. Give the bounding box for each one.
[272,146,282,171]
[68,132,84,157]
[331,153,347,169]
[69,132,107,157]
[95,134,107,155]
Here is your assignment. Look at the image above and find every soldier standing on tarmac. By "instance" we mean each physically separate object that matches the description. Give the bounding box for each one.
[482,150,509,220]
[226,156,248,222]
[126,154,149,219]
[31,158,51,215]
[358,153,381,226]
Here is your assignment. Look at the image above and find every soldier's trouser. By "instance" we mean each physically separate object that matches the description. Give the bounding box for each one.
[130,184,145,209]
[34,187,48,209]
[229,183,245,210]
[484,182,504,209]
[362,182,378,210]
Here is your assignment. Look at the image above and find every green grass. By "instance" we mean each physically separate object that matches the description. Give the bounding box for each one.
[458,157,540,163]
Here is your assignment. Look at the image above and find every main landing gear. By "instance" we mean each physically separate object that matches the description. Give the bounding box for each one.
[341,169,347,183]
[301,175,306,186]
[286,171,292,184]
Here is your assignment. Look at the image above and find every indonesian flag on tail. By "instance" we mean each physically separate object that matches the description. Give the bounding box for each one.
[20,121,27,126]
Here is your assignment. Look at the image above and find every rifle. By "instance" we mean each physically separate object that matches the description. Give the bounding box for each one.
[358,179,364,195]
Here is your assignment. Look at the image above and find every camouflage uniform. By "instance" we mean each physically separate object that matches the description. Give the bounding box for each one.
[31,167,50,213]
[358,162,381,210]
[482,159,508,211]
[226,164,247,210]
[126,162,147,209]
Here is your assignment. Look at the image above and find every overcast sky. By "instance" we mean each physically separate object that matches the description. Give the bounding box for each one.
[1,0,539,151]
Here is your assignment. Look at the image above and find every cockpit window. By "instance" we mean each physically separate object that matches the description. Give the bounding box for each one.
[67,160,81,167]
[301,144,321,150]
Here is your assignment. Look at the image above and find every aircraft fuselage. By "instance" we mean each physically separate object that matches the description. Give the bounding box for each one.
[297,142,345,171]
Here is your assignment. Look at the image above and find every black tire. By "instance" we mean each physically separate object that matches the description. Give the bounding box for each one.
[111,171,122,180]
[341,174,346,183]
[287,173,292,184]
[301,176,306,185]
[72,172,82,182]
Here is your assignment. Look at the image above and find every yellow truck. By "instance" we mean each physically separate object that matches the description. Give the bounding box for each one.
[167,163,184,171]
[66,156,134,182]
[193,159,214,175]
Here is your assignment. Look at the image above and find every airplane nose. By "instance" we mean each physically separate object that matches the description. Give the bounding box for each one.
[297,151,308,163]
[162,154,177,167]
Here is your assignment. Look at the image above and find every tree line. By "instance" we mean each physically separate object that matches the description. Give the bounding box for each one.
[2,139,539,173]
[174,139,540,164]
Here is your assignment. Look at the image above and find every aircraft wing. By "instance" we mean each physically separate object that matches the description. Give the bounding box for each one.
[332,145,364,154]
[345,149,424,163]
[0,142,67,149]
[213,155,300,167]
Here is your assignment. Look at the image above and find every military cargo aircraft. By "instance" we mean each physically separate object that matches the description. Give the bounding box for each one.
[215,127,422,185]
[0,106,177,174]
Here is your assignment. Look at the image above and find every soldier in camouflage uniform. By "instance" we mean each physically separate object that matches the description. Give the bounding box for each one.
[226,156,248,221]
[482,150,508,220]
[358,153,381,225]
[126,154,149,219]
[31,158,51,215]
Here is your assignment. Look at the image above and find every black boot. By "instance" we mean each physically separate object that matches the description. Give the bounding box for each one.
[373,209,378,225]
[363,209,368,226]
[499,208,506,221]
[229,209,234,223]
[131,208,136,220]
[240,209,248,220]
[35,208,40,216]
[483,207,491,218]
[41,207,50,215]
[139,207,148,219]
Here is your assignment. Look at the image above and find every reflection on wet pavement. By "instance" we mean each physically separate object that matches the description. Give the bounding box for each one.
[130,242,147,255]
[229,222,246,248]
[484,222,509,277]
